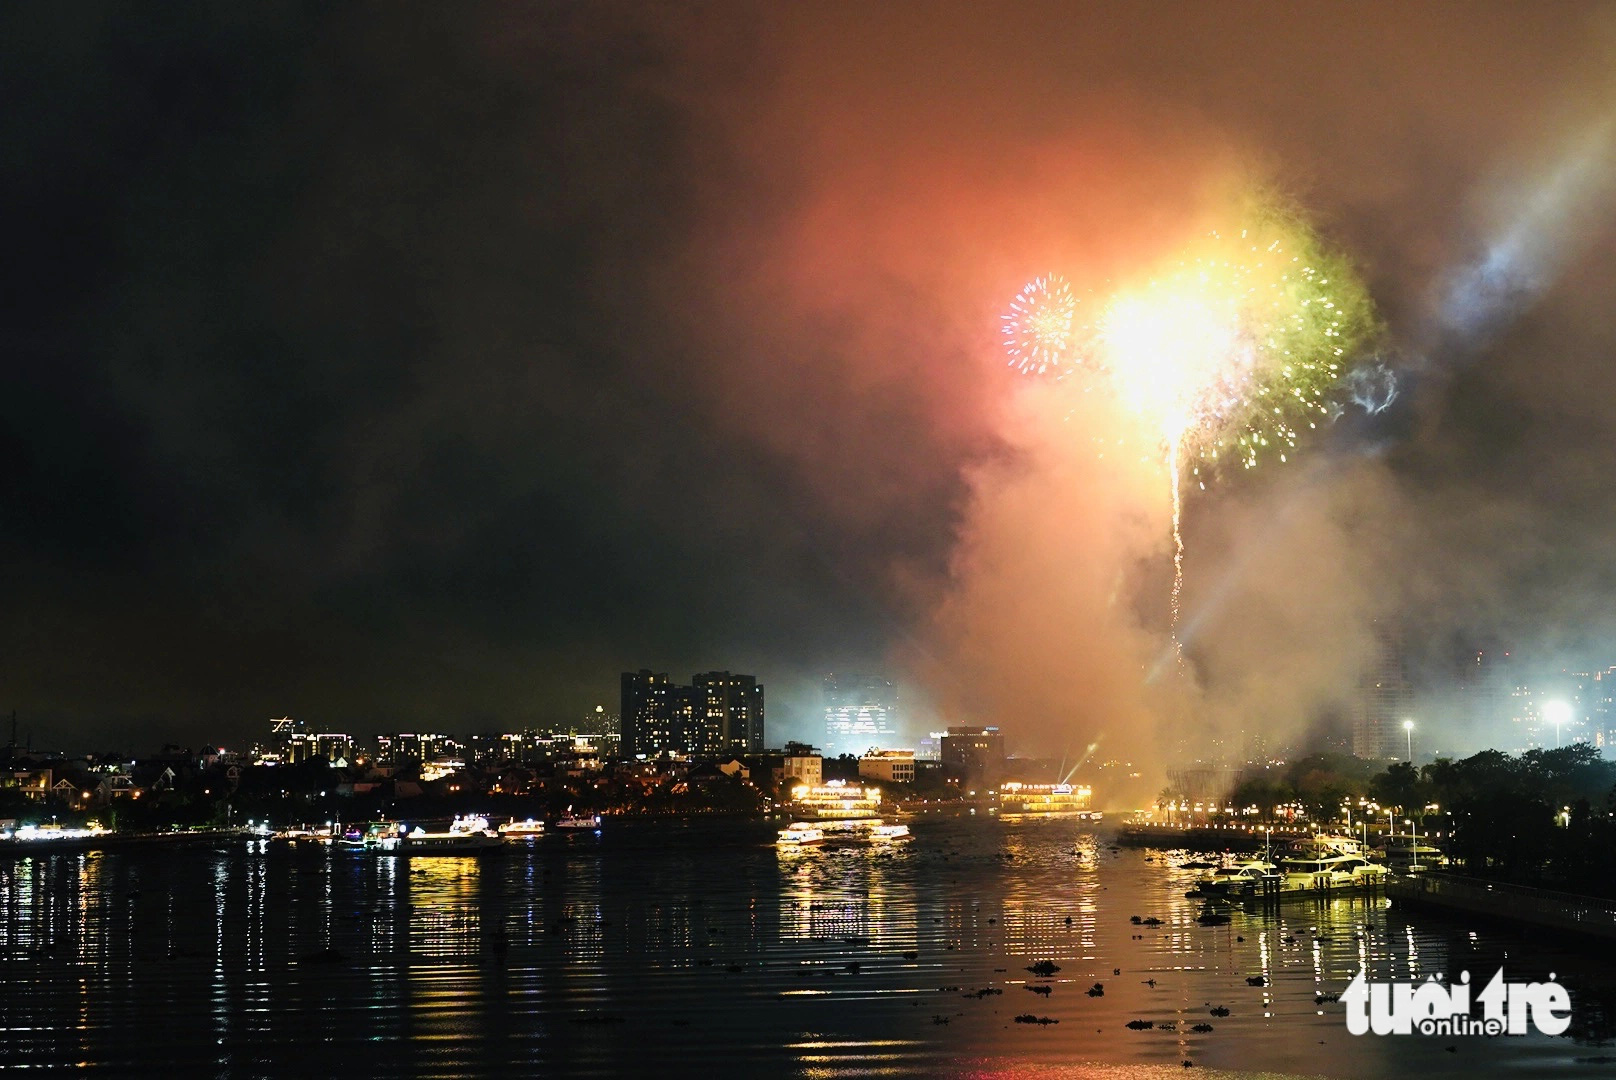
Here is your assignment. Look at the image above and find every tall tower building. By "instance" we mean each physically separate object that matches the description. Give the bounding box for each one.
[620,670,673,758]
[1353,624,1411,760]
[692,671,765,754]
[822,673,897,756]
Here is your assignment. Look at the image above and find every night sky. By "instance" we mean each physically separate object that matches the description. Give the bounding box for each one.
[4,4,1615,754]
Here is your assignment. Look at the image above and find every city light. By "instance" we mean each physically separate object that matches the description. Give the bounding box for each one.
[1544,699,1573,747]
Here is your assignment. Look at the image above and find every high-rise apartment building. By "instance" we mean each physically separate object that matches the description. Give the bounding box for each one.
[621,669,764,757]
[621,670,674,758]
[692,671,765,753]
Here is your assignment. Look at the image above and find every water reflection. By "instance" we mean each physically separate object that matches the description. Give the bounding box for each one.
[0,821,1611,1077]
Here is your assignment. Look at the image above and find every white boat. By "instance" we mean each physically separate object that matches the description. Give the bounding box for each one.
[1382,840,1446,870]
[1195,859,1282,896]
[1280,852,1385,890]
[868,823,911,842]
[776,822,826,846]
[498,817,546,837]
[1281,833,1368,860]
[374,815,505,855]
[556,810,602,830]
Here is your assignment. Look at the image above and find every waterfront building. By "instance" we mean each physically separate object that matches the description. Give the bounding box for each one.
[858,748,915,784]
[941,725,1005,787]
[781,744,822,789]
[822,673,897,756]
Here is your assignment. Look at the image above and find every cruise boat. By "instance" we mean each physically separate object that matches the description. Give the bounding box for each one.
[556,809,602,830]
[498,817,546,837]
[868,823,912,842]
[776,822,826,846]
[372,816,505,855]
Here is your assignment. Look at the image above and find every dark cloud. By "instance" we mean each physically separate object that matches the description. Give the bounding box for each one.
[2,3,1614,757]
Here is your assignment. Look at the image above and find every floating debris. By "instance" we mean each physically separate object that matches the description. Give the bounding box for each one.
[1015,1014,1059,1025]
[1026,960,1061,976]
[1209,1006,1231,1017]
[1086,983,1105,997]
[1126,1019,1155,1030]
[1190,1023,1214,1033]
[1025,984,1053,996]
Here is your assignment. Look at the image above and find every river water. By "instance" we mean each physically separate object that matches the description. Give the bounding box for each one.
[3,816,1614,1078]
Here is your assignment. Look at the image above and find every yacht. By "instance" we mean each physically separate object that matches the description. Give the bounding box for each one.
[498,817,546,837]
[776,822,826,846]
[1281,833,1367,860]
[1280,852,1384,890]
[373,815,505,855]
[1382,840,1446,870]
[1194,859,1282,897]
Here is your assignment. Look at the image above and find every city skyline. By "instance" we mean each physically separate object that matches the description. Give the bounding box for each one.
[2,4,1615,777]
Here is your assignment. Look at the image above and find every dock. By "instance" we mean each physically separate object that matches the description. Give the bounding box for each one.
[1388,871,1616,943]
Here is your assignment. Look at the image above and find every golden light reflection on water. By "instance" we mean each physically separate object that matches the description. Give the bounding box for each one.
[0,824,1601,1077]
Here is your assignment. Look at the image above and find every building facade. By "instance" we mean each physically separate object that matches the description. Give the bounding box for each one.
[941,725,1005,787]
[621,669,765,758]
[1352,623,1411,760]
[858,749,915,784]
[822,673,898,756]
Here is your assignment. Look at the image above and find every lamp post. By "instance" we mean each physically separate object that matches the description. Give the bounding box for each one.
[1403,718,1414,763]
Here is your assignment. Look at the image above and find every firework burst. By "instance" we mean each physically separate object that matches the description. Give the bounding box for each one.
[1002,274,1080,373]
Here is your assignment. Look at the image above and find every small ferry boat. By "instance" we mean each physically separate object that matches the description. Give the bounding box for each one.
[868,823,912,842]
[498,817,546,837]
[776,822,826,846]
[556,809,602,830]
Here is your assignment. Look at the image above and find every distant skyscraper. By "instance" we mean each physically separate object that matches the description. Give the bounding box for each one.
[822,673,897,756]
[1353,623,1411,760]
[621,670,673,758]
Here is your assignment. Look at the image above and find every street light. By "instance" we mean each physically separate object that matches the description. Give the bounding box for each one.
[1544,700,1573,748]
[1402,718,1415,763]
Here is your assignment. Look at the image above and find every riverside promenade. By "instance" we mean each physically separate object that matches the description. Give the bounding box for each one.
[1389,871,1616,943]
